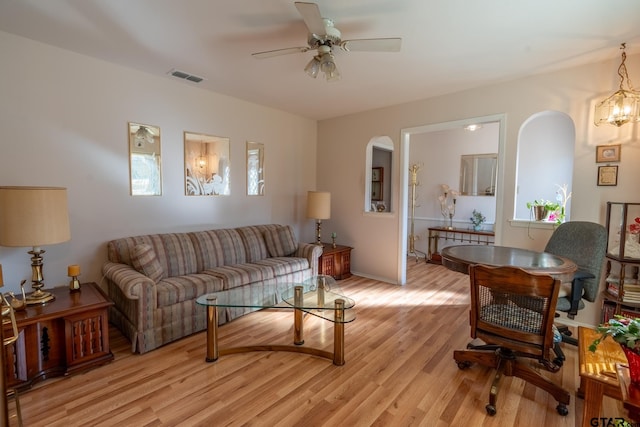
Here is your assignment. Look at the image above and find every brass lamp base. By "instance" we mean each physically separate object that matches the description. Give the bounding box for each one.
[25,289,55,305]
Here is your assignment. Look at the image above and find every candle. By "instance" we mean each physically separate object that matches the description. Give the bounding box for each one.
[68,264,80,277]
[0,264,3,287]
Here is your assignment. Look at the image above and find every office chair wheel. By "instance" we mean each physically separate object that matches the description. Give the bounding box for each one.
[456,361,471,369]
[556,403,568,416]
[485,404,496,416]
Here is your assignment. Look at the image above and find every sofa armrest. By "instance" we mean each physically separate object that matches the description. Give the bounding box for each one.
[295,243,323,276]
[102,262,157,301]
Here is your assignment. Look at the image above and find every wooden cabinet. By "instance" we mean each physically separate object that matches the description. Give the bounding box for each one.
[318,244,352,280]
[3,283,113,390]
[600,202,640,322]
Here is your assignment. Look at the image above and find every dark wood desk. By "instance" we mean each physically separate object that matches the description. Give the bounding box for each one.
[441,245,577,282]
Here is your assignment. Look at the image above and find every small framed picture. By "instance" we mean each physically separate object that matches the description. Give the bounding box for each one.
[597,165,618,186]
[372,167,383,182]
[596,144,621,163]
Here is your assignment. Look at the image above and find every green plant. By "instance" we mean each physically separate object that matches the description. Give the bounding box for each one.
[589,316,640,353]
[469,209,486,226]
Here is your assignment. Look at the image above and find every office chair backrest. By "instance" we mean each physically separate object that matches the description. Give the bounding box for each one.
[544,221,607,302]
[469,264,560,359]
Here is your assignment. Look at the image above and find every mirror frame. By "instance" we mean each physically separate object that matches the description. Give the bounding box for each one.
[246,141,265,196]
[184,131,231,196]
[128,122,162,196]
[459,153,497,196]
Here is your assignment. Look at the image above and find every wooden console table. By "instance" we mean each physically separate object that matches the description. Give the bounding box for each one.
[427,227,494,264]
[318,244,352,280]
[3,283,113,390]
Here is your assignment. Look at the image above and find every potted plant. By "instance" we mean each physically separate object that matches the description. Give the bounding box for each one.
[469,209,486,231]
[589,316,640,385]
[526,199,560,221]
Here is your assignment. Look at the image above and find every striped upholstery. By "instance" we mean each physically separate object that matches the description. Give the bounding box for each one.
[104,225,323,353]
[263,225,298,257]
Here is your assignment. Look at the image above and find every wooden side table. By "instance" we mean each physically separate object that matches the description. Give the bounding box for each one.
[578,326,627,427]
[3,283,113,390]
[616,364,640,422]
[318,244,352,280]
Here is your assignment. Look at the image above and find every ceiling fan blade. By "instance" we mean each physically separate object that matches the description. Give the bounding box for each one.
[340,38,402,52]
[295,2,326,36]
[252,46,310,59]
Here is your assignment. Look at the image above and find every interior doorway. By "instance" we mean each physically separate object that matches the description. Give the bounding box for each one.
[397,114,506,284]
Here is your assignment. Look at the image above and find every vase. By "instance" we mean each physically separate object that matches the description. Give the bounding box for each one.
[473,224,482,231]
[532,205,548,221]
[622,345,640,385]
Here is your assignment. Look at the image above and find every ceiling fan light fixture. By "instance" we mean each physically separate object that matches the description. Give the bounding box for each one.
[594,43,640,127]
[304,56,320,78]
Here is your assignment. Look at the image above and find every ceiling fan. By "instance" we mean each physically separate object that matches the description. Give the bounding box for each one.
[251,2,402,82]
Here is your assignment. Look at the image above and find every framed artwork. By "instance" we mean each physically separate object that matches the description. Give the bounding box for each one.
[246,141,264,196]
[128,122,162,196]
[597,165,618,186]
[371,182,382,201]
[596,144,621,163]
[372,167,383,182]
[184,132,230,196]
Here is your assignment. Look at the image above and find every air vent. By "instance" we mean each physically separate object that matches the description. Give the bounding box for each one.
[168,69,205,83]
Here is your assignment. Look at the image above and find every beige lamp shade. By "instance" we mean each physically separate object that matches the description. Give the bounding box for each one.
[306,191,331,220]
[0,186,71,247]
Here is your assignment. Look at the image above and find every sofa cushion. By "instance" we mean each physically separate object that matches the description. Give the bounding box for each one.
[156,273,225,307]
[189,230,225,271]
[131,244,165,282]
[237,225,270,262]
[264,225,298,257]
[203,264,275,290]
[213,229,247,265]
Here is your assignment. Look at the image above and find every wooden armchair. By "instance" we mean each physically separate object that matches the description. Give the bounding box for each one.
[453,264,570,416]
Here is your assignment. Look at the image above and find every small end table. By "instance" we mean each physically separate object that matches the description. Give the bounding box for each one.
[318,243,352,280]
[3,283,114,390]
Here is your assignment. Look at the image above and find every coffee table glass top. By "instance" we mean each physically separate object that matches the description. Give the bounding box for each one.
[195,275,356,323]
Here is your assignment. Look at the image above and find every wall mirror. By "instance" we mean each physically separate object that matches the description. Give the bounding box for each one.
[129,122,162,196]
[246,141,264,196]
[459,153,497,196]
[184,132,230,196]
[365,137,393,212]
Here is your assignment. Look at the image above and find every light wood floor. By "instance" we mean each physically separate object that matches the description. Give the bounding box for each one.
[9,261,625,426]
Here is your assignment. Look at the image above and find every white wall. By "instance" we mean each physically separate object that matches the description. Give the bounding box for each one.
[317,53,640,327]
[0,31,317,294]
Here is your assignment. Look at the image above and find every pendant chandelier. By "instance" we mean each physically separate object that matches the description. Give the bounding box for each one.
[594,43,640,127]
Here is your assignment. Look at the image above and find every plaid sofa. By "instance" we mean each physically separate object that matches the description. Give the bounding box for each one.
[102,224,321,353]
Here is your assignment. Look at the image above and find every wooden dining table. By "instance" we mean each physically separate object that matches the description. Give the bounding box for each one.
[440,244,577,282]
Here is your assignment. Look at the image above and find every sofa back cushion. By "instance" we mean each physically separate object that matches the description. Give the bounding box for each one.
[107,233,198,277]
[212,228,247,265]
[189,230,226,271]
[236,225,270,262]
[131,244,166,282]
[263,225,298,257]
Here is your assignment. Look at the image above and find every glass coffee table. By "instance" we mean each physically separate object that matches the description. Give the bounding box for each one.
[195,275,356,366]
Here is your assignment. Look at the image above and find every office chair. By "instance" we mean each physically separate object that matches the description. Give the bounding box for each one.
[454,264,570,416]
[543,221,607,357]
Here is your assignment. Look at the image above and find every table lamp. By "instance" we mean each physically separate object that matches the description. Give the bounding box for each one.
[0,187,71,304]
[306,191,331,246]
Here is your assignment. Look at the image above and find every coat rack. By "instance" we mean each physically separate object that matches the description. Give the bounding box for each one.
[408,164,426,262]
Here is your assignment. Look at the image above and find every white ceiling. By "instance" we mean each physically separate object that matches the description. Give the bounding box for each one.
[1,0,639,120]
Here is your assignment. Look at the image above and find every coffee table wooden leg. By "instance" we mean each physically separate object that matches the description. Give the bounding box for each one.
[333,299,345,366]
[294,286,304,345]
[206,305,219,362]
[582,378,604,427]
